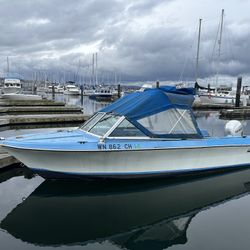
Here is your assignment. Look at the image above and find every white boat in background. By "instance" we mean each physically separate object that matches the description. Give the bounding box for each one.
[2,78,22,94]
[198,86,235,104]
[82,88,95,96]
[196,84,249,105]
[64,85,80,95]
[193,10,250,106]
[1,78,43,100]
[46,85,64,94]
[138,83,153,92]
[55,85,64,93]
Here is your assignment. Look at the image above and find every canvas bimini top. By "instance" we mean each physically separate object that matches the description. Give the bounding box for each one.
[81,86,202,139]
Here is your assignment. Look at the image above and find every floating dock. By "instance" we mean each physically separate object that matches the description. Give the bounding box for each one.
[193,103,250,119]
[192,103,234,110]
[0,153,19,170]
[0,114,89,126]
[220,107,250,119]
[0,105,83,114]
[0,98,89,126]
[0,99,65,106]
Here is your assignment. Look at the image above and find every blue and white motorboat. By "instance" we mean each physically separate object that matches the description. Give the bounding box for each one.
[1,86,250,180]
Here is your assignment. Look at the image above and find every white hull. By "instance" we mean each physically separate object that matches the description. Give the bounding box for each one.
[63,90,80,95]
[1,93,42,100]
[198,94,235,104]
[45,87,64,94]
[36,87,46,92]
[2,87,22,94]
[4,145,250,178]
[83,90,95,96]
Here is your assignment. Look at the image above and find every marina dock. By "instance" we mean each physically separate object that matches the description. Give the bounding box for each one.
[0,114,88,126]
[220,107,250,119]
[0,153,19,170]
[192,103,234,110]
[0,98,89,126]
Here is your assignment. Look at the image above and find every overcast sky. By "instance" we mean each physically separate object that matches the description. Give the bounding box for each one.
[1,0,250,84]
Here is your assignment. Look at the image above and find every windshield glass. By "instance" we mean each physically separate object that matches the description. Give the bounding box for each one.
[138,108,198,136]
[80,113,104,132]
[110,119,146,137]
[88,114,120,136]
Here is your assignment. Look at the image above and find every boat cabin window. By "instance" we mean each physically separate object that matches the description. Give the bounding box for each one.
[80,113,104,132]
[138,108,197,136]
[109,119,146,137]
[88,114,120,136]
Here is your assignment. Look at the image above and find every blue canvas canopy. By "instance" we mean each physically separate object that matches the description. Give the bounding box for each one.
[101,86,195,120]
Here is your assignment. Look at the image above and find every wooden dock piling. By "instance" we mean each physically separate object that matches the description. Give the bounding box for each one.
[52,85,55,100]
[118,84,121,98]
[156,81,160,88]
[235,77,242,107]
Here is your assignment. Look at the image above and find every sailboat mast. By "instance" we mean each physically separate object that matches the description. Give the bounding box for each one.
[95,52,98,86]
[216,9,224,85]
[6,56,9,76]
[92,53,95,86]
[195,18,202,82]
[218,9,224,59]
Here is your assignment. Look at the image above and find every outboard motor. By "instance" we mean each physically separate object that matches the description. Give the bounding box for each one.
[225,120,243,136]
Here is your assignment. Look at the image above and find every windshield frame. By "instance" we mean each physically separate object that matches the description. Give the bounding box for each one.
[80,112,124,138]
[88,114,122,137]
[79,112,106,133]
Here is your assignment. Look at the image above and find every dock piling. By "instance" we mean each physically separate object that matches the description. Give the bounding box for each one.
[52,85,55,100]
[80,85,84,105]
[235,77,242,107]
[118,84,121,98]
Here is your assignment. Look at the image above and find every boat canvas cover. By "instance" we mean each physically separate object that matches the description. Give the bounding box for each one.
[101,86,195,120]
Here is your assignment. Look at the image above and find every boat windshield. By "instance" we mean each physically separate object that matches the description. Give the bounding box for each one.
[81,108,200,138]
[109,119,146,137]
[80,113,104,132]
[88,114,120,136]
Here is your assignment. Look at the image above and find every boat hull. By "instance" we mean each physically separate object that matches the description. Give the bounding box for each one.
[198,94,235,104]
[4,145,250,179]
[89,93,113,101]
[63,90,80,95]
[1,93,42,100]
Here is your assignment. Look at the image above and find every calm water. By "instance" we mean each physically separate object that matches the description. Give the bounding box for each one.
[1,95,250,250]
[1,168,250,250]
[46,93,109,115]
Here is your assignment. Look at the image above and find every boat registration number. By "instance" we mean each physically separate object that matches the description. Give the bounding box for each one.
[98,143,141,150]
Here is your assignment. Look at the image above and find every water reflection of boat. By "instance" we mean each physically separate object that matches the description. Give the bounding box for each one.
[1,169,250,249]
